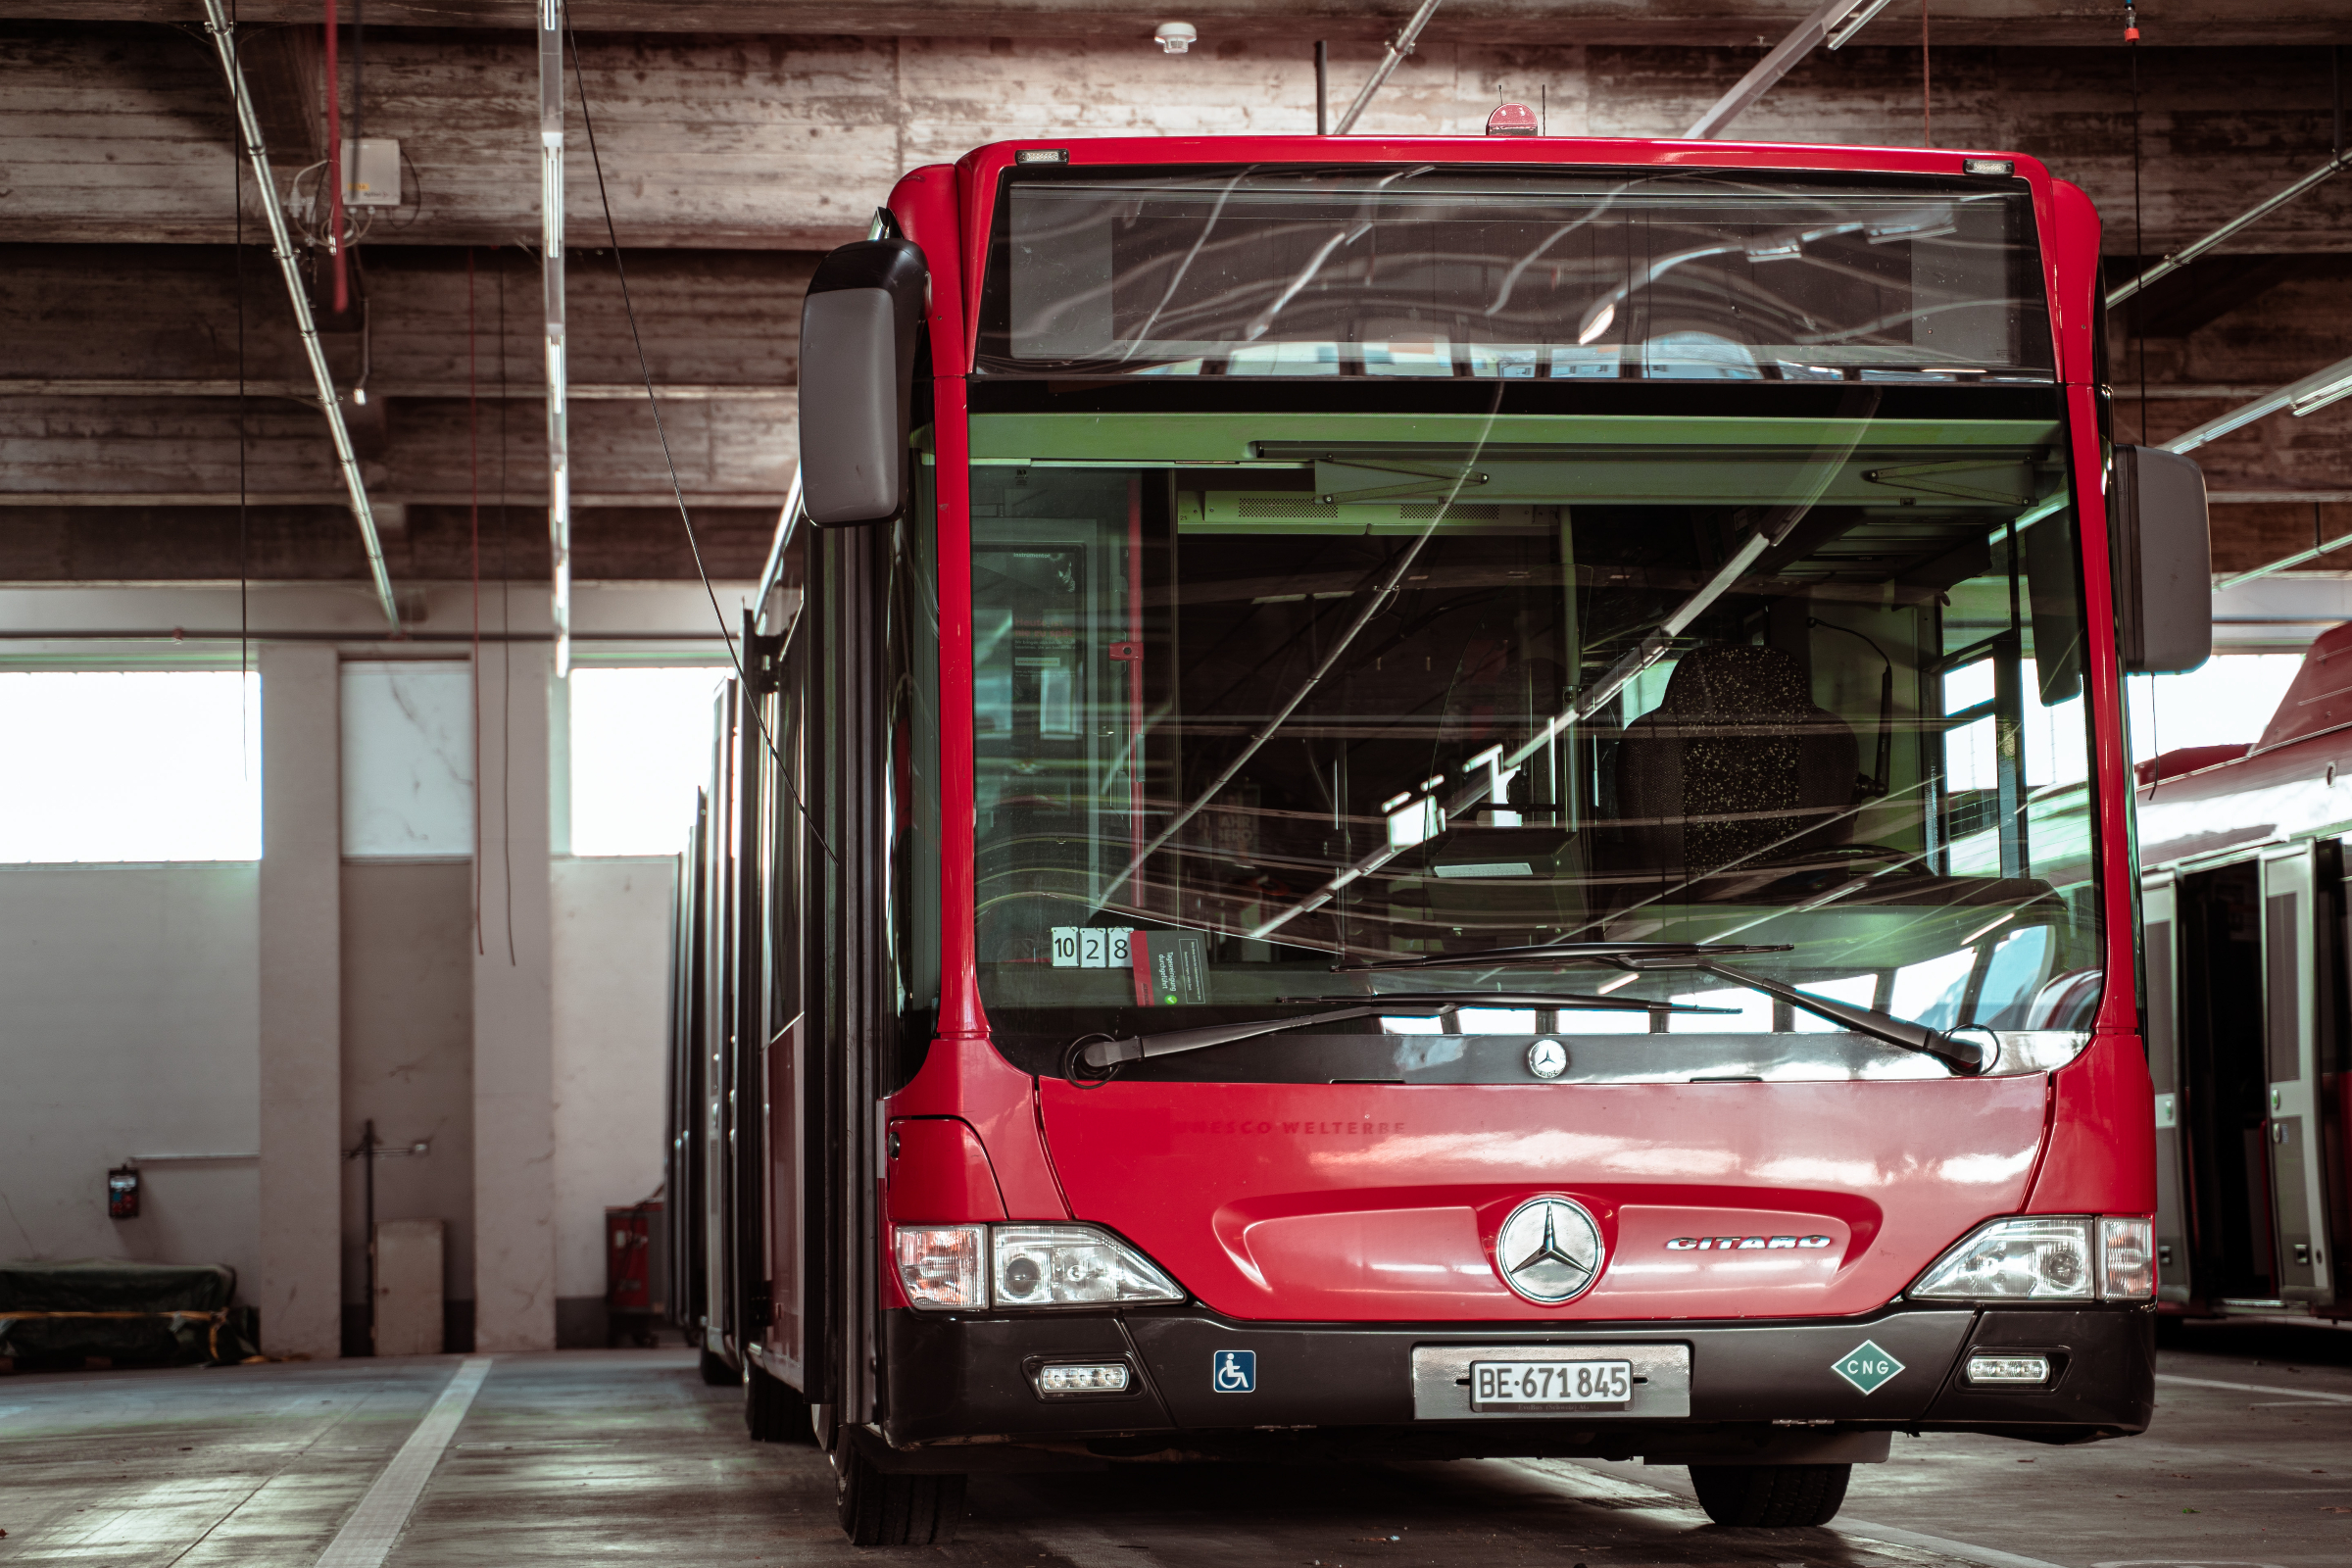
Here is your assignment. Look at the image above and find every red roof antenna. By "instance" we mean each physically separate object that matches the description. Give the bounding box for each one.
[1486,101,1540,136]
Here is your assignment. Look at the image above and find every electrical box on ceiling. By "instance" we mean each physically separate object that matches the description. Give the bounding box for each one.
[343,137,402,207]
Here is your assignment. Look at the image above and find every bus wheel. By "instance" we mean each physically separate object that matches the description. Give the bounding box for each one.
[1689,1463,1851,1527]
[696,1345,734,1386]
[837,1445,965,1545]
[745,1360,811,1443]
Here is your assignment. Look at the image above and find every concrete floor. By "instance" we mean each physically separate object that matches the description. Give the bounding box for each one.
[1,1321,2346,1567]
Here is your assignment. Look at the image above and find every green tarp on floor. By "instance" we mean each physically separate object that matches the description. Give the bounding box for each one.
[0,1259,258,1366]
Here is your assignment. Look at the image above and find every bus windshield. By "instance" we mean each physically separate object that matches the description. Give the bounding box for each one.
[966,416,2102,1085]
[977,165,2053,383]
[965,162,2095,1087]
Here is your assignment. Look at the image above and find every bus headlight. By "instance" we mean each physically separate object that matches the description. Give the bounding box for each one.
[991,1225,1185,1308]
[893,1223,1186,1311]
[1910,1215,2156,1301]
[1912,1217,2093,1299]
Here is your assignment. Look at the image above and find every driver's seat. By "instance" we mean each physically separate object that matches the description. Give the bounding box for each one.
[1612,644,1860,886]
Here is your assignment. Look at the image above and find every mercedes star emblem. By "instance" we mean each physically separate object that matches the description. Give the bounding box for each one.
[1494,1195,1605,1304]
[1525,1038,1567,1079]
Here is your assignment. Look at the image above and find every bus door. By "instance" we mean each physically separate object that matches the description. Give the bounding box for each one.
[706,682,742,1357]
[751,602,810,1390]
[2260,841,2336,1303]
[2142,869,2191,1302]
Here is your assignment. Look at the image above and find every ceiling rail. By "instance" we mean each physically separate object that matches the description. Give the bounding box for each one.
[198,0,399,630]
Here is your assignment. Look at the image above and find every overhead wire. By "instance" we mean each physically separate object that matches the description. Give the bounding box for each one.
[561,6,835,862]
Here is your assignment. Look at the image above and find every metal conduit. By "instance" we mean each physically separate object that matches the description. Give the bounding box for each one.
[2108,151,2352,308]
[198,0,399,630]
[1331,0,1444,135]
[2160,354,2352,458]
[541,0,571,676]
[1687,0,1878,140]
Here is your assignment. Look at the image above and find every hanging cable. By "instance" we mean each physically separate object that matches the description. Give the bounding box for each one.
[2130,2,2146,442]
[469,247,484,956]
[563,13,836,862]
[235,0,248,768]
[496,247,516,965]
[324,0,347,312]
[1920,0,1932,147]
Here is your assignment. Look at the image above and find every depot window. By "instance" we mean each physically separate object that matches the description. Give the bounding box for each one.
[565,665,729,858]
[0,669,261,862]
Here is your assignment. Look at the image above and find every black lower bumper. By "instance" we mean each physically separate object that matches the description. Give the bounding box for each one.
[878,1303,2153,1464]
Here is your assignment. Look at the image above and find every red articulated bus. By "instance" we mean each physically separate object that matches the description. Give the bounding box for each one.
[2136,625,2352,1322]
[665,128,2214,1545]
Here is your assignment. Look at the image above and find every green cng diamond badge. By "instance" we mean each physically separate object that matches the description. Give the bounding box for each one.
[1831,1340,1904,1395]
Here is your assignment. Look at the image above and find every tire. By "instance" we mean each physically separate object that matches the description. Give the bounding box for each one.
[1689,1462,1851,1527]
[745,1360,812,1443]
[697,1345,735,1387]
[837,1442,965,1545]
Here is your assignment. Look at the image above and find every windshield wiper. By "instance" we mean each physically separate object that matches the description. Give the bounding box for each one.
[1337,940,1792,973]
[1613,956,1994,1076]
[1066,992,1730,1082]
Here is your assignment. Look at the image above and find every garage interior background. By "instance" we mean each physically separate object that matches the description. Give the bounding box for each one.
[1,1,2346,1359]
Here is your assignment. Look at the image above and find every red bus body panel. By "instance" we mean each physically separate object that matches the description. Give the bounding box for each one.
[1036,1078,2048,1321]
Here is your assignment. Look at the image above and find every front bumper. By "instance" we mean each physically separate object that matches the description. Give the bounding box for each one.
[879,1302,2153,1462]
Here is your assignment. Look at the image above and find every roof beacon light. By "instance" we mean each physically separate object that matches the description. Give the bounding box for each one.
[1154,22,1198,54]
[1486,102,1540,136]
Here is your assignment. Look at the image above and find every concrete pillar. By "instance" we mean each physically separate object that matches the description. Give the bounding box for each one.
[256,643,343,1359]
[472,642,557,1350]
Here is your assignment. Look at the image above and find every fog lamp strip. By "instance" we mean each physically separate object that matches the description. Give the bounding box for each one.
[313,1356,493,1567]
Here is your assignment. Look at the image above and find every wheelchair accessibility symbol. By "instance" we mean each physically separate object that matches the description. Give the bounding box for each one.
[1212,1349,1256,1393]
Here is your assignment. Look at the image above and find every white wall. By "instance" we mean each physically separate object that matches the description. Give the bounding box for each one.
[550,856,677,1305]
[0,864,260,1296]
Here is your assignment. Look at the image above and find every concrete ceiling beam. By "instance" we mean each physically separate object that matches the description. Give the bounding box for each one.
[2,3,2343,47]
[8,30,2351,255]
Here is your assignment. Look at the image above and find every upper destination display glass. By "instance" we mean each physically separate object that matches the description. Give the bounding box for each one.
[978,166,2053,383]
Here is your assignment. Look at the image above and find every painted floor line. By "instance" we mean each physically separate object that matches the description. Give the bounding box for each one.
[1024,1518,1169,1568]
[1540,1460,2072,1568]
[312,1357,493,1568]
[1831,1515,2073,1568]
[2155,1371,2352,1404]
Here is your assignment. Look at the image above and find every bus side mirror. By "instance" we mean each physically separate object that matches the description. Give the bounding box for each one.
[2110,445,2212,675]
[798,238,927,527]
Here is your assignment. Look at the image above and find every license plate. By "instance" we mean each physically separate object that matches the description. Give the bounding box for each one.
[1469,1359,1633,1409]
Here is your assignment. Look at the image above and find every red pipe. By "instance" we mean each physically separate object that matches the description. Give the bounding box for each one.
[324,0,347,313]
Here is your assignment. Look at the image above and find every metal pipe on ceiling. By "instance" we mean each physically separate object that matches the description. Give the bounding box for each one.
[1686,0,1880,140]
[2106,150,2352,308]
[2159,353,2352,457]
[197,0,399,631]
[541,0,571,677]
[2170,356,2352,590]
[1330,0,1444,136]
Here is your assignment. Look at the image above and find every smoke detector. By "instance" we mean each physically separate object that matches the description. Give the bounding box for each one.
[1154,22,1198,54]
